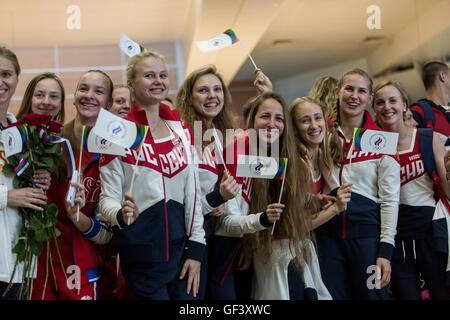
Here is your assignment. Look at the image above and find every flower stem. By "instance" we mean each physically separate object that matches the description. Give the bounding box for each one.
[52,231,68,283]
[41,241,50,300]
[2,252,19,298]
[47,240,58,292]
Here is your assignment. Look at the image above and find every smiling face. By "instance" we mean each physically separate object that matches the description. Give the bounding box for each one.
[0,56,19,109]
[31,78,62,120]
[129,56,169,106]
[192,74,224,123]
[74,72,111,122]
[373,85,407,128]
[110,87,131,118]
[337,73,372,119]
[253,98,285,144]
[294,101,326,149]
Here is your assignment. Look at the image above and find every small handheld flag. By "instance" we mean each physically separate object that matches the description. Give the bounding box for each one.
[93,109,142,149]
[119,33,145,58]
[85,127,125,156]
[196,29,239,53]
[2,126,27,157]
[14,155,30,176]
[236,155,287,179]
[352,128,399,155]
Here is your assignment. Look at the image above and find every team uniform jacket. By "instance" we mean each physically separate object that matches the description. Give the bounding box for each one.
[0,113,28,283]
[397,128,450,272]
[197,142,227,238]
[320,111,400,260]
[40,120,103,286]
[99,102,205,264]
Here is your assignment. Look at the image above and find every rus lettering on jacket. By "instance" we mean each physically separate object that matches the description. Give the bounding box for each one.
[400,158,425,184]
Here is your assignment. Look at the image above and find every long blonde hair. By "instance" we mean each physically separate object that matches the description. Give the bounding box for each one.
[308,76,338,119]
[242,92,315,269]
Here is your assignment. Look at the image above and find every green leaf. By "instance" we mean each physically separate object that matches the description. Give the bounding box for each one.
[12,239,27,262]
[26,215,44,231]
[2,164,15,177]
[29,240,43,256]
[45,144,62,155]
[41,157,55,169]
[34,229,49,242]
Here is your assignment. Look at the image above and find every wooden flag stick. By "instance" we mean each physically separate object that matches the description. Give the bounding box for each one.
[127,126,148,225]
[247,54,258,70]
[76,126,85,222]
[271,159,288,235]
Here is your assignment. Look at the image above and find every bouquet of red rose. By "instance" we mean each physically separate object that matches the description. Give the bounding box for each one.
[2,114,70,299]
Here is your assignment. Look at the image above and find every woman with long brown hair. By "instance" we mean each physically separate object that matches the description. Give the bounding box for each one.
[211,91,316,299]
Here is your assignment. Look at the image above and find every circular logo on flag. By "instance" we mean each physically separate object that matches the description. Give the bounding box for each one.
[5,132,15,151]
[107,120,127,141]
[95,136,113,151]
[369,133,386,151]
[125,40,134,53]
[208,39,224,48]
[249,157,271,176]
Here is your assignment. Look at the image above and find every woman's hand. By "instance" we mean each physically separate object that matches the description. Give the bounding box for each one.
[179,259,201,298]
[65,181,86,221]
[376,257,391,289]
[254,69,273,94]
[7,187,47,211]
[219,174,240,201]
[122,192,139,225]
[33,169,51,191]
[335,183,352,212]
[209,204,225,217]
[265,203,285,223]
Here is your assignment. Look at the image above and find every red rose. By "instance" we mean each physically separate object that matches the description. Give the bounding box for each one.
[47,120,63,134]
[17,114,52,127]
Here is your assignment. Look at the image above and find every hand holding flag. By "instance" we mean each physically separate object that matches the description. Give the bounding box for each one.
[235,155,287,235]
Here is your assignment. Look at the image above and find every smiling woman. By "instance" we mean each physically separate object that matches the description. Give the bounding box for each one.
[17,72,65,123]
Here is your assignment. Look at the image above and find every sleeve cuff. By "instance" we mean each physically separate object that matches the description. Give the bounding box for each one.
[116,209,129,229]
[83,218,101,239]
[259,211,273,228]
[0,185,8,210]
[185,240,205,262]
[205,189,226,208]
[378,242,394,261]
